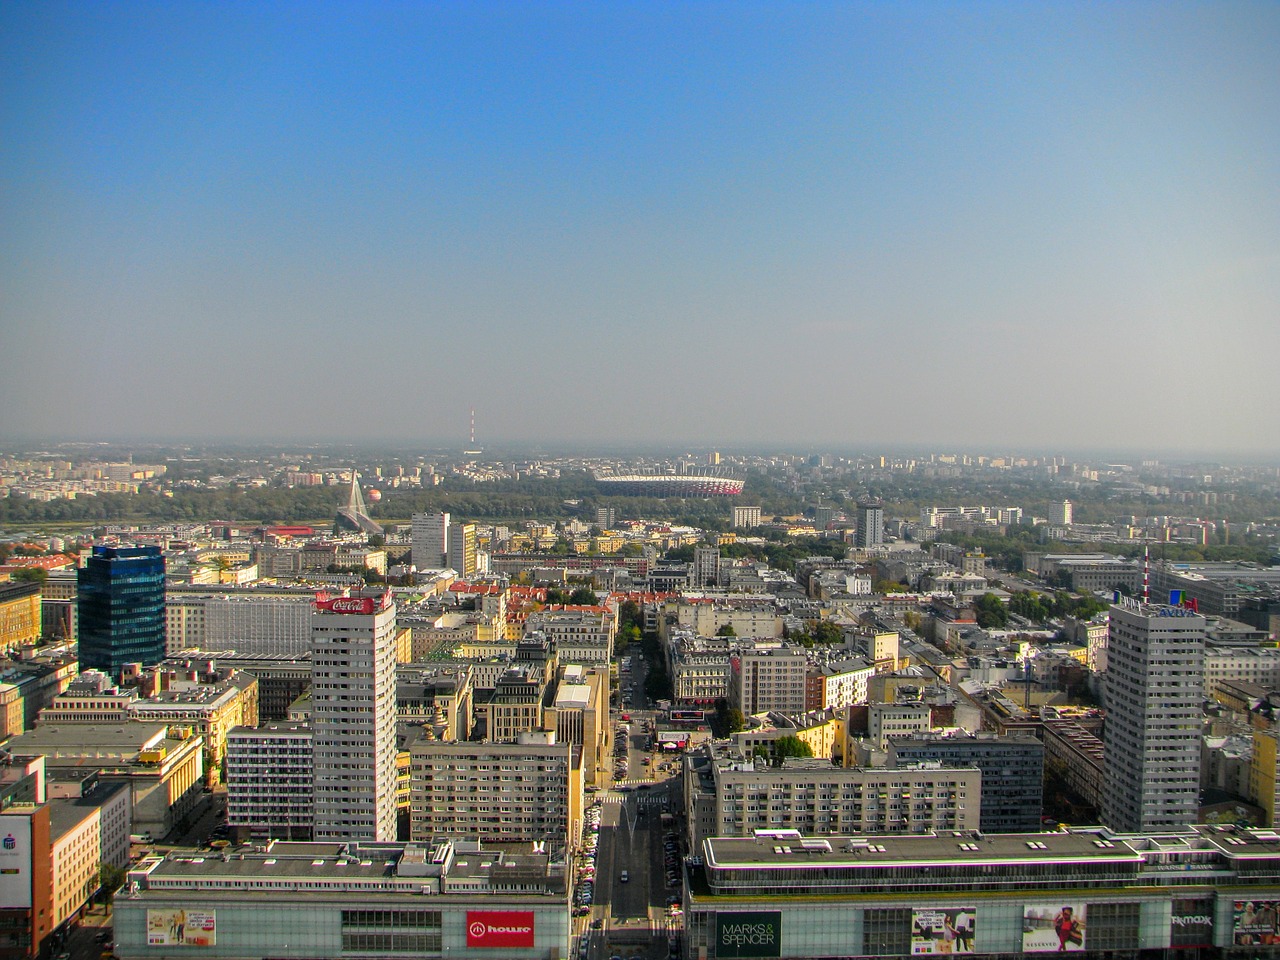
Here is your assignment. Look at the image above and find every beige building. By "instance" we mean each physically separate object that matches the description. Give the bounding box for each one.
[0,582,42,654]
[525,608,617,665]
[50,781,132,930]
[684,746,980,849]
[42,668,259,787]
[396,664,475,742]
[408,735,581,850]
[0,651,79,739]
[732,645,808,716]
[128,672,259,787]
[667,600,782,640]
[8,722,204,840]
[544,664,611,789]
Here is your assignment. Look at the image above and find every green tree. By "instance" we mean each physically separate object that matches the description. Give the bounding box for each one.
[568,587,598,605]
[808,620,843,644]
[617,600,642,632]
[10,567,47,584]
[974,592,1009,629]
[716,624,737,637]
[770,735,815,765]
[99,861,128,912]
[711,698,745,736]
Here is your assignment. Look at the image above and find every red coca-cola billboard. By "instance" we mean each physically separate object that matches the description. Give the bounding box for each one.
[314,596,377,615]
[466,911,535,948]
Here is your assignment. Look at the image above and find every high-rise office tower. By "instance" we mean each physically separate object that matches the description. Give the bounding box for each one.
[1102,600,1205,833]
[77,546,166,676]
[855,501,884,548]
[311,591,398,842]
[410,511,449,569]
[447,520,477,577]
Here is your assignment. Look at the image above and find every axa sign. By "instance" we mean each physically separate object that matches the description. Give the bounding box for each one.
[466,911,535,948]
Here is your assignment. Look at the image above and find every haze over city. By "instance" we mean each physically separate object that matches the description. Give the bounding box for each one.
[2,2,1277,455]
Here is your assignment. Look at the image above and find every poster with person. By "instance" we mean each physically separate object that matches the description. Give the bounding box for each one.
[1022,903,1086,952]
[911,908,975,954]
[146,909,217,947]
[1234,901,1280,946]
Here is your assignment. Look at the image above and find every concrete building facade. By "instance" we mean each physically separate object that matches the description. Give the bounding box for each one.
[310,592,398,842]
[1102,601,1205,833]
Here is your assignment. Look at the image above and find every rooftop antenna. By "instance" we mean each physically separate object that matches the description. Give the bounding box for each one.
[1143,544,1150,604]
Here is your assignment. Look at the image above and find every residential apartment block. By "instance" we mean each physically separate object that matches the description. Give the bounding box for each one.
[408,736,580,849]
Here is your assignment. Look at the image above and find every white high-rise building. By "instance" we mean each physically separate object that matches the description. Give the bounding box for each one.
[411,511,450,570]
[1102,600,1205,834]
[732,505,762,530]
[311,591,398,842]
[855,501,884,548]
[448,520,477,576]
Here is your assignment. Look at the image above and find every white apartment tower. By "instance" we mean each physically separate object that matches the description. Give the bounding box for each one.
[448,520,477,577]
[733,505,762,530]
[311,591,398,842]
[411,511,450,569]
[855,501,884,548]
[1102,600,1205,834]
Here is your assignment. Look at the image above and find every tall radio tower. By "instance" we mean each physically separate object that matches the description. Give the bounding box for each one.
[463,408,482,455]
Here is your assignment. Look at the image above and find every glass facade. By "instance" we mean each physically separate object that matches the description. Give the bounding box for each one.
[78,546,166,675]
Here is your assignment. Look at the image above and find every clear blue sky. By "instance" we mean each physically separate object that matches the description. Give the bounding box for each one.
[2,2,1277,456]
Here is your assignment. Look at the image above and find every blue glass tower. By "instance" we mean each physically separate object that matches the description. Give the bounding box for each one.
[77,545,166,675]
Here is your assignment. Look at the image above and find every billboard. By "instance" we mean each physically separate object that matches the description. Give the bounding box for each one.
[1233,901,1280,947]
[912,908,976,955]
[715,911,782,959]
[0,816,32,909]
[315,596,377,615]
[1170,899,1214,948]
[466,910,535,949]
[147,909,217,947]
[1022,903,1086,953]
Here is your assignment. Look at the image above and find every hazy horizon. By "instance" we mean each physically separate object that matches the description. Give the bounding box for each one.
[3,3,1277,457]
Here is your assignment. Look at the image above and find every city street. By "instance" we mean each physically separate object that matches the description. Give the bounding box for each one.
[574,653,686,960]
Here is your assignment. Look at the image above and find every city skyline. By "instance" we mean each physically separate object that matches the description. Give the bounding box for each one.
[2,2,1278,456]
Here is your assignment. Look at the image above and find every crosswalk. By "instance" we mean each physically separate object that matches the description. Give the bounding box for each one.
[595,792,668,811]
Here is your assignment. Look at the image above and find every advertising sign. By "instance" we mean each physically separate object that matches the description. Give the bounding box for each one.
[1170,899,1214,948]
[147,909,217,947]
[1022,903,1086,953]
[316,596,377,615]
[912,908,976,954]
[0,816,32,909]
[466,910,535,949]
[1233,901,1280,946]
[715,911,782,959]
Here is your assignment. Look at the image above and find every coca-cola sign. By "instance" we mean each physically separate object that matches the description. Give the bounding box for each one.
[465,911,534,948]
[316,596,376,615]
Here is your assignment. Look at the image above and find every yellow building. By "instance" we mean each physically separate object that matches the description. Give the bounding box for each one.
[0,581,42,653]
[1252,727,1280,827]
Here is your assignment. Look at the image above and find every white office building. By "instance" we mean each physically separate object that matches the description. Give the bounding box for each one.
[1102,600,1205,833]
[203,594,314,655]
[311,592,399,842]
[411,511,450,570]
